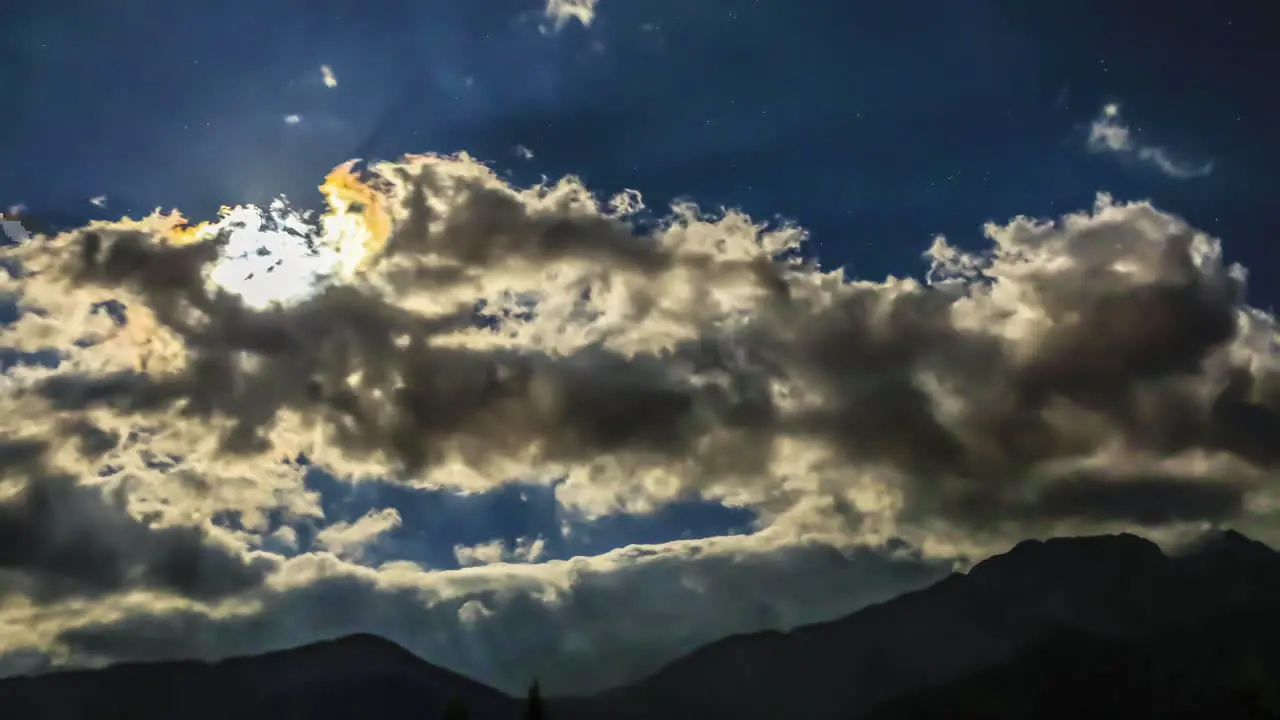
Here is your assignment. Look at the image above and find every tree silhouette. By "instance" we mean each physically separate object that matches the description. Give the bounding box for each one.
[524,679,546,720]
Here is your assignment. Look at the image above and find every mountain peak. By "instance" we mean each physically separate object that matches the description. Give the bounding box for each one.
[320,632,406,652]
[221,632,431,679]
[1195,527,1261,548]
[294,632,425,665]
[967,532,1164,582]
[1176,528,1278,565]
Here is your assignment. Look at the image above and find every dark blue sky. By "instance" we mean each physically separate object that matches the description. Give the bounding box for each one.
[4,0,1277,569]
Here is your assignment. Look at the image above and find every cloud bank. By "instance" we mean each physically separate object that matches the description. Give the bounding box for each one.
[0,152,1277,692]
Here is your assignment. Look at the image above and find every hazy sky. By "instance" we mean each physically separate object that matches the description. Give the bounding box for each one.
[1,0,1277,695]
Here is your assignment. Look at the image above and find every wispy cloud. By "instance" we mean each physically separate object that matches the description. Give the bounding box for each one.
[315,508,403,561]
[1088,102,1213,179]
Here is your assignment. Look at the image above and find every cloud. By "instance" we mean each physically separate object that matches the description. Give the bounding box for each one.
[1088,102,1214,179]
[0,439,275,603]
[6,532,950,693]
[283,114,302,125]
[0,152,1277,691]
[89,196,107,209]
[454,537,548,567]
[314,508,403,561]
[543,0,599,30]
[320,64,338,89]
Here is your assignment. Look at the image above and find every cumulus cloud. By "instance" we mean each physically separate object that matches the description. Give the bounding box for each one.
[0,151,1277,692]
[1088,102,1214,179]
[0,438,275,603]
[320,64,338,89]
[543,0,599,30]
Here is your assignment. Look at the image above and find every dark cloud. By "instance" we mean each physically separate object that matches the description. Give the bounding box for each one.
[11,176,1275,533]
[0,440,273,602]
[1030,472,1245,526]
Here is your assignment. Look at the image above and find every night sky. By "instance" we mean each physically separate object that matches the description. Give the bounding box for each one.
[2,0,1278,694]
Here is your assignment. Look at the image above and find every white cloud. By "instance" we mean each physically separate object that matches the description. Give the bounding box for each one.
[89,195,107,208]
[1088,102,1214,179]
[315,508,403,561]
[270,525,299,551]
[454,537,548,567]
[320,64,338,88]
[283,114,302,125]
[543,0,599,30]
[0,151,1277,693]
[514,144,535,160]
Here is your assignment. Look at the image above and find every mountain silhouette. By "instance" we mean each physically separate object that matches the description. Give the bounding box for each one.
[2,530,1279,719]
[550,530,1280,719]
[860,602,1280,719]
[0,633,521,720]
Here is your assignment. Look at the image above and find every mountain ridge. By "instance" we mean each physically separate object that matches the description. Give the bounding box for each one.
[2,530,1277,719]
